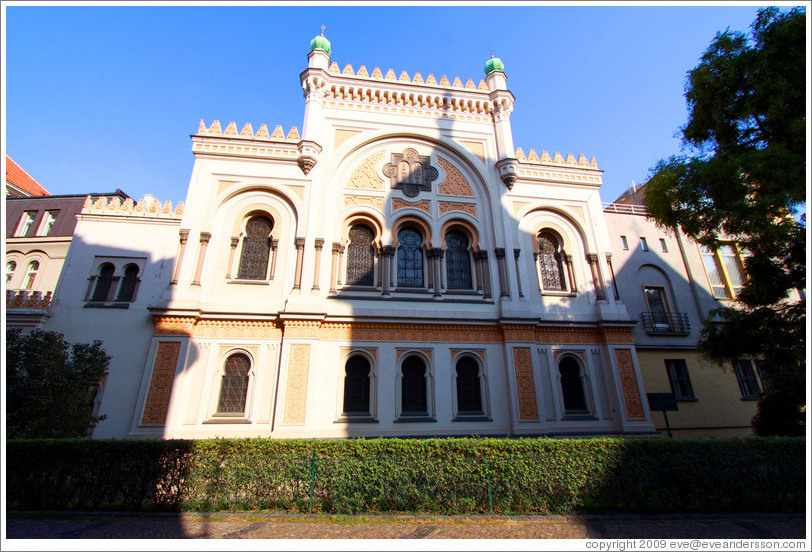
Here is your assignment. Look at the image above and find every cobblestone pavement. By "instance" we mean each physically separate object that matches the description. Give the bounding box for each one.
[4,511,807,540]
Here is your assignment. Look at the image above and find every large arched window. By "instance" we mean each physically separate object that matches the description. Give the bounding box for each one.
[6,261,17,284]
[445,230,472,290]
[216,353,251,414]
[455,356,483,414]
[559,356,588,413]
[342,355,371,415]
[537,231,567,291]
[237,215,273,280]
[91,263,115,301]
[346,224,375,286]
[397,227,424,288]
[401,355,428,415]
[116,264,140,302]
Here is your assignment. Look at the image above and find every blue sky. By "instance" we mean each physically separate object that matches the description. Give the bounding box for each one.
[4,3,777,206]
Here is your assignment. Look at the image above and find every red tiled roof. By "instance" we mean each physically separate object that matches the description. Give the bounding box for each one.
[5,156,51,196]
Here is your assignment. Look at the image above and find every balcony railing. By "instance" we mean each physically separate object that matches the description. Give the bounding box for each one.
[641,311,690,335]
[602,203,648,216]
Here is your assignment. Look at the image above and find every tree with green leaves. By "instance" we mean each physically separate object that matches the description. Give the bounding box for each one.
[644,7,806,436]
[6,328,111,438]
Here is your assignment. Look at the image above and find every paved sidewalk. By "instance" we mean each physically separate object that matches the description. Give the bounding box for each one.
[4,511,807,540]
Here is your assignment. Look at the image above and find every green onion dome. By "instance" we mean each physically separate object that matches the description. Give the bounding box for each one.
[484,55,505,75]
[310,34,331,55]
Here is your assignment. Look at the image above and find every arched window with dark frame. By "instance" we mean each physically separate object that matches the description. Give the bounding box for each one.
[116,264,140,302]
[537,231,566,291]
[342,355,371,415]
[396,226,424,288]
[91,263,115,301]
[445,229,473,290]
[237,215,273,280]
[216,353,251,414]
[6,261,17,284]
[401,355,428,415]
[346,224,375,286]
[559,356,588,413]
[455,356,483,414]
[23,260,40,290]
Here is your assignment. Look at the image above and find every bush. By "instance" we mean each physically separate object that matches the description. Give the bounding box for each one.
[5,437,805,514]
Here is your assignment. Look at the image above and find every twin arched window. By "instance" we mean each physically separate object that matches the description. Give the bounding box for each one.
[537,231,567,292]
[237,215,273,280]
[89,262,141,303]
[216,353,251,414]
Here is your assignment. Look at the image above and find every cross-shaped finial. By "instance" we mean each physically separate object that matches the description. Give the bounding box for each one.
[321,25,326,36]
[490,47,495,58]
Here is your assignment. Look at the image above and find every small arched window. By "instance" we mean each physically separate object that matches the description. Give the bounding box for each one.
[342,355,371,415]
[346,224,375,286]
[216,353,251,414]
[237,215,273,280]
[559,356,588,413]
[537,231,566,291]
[116,264,140,302]
[397,226,424,288]
[6,261,17,284]
[455,356,483,414]
[445,230,472,290]
[91,263,115,301]
[401,355,428,415]
[23,261,40,290]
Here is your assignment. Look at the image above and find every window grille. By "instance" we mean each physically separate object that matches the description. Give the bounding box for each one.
[537,232,565,291]
[445,230,472,290]
[216,353,251,413]
[346,225,375,286]
[237,216,273,280]
[397,227,424,287]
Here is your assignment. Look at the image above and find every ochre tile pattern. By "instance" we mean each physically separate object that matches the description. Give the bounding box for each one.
[282,344,311,424]
[343,195,384,212]
[614,348,645,419]
[392,198,431,213]
[437,157,473,197]
[438,201,477,217]
[513,347,539,421]
[347,152,385,190]
[140,341,181,425]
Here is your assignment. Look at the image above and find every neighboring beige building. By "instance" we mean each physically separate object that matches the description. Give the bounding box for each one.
[13,34,764,441]
[604,185,764,437]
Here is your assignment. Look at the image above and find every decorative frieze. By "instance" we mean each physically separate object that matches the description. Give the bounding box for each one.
[140,341,181,426]
[282,344,311,425]
[347,152,385,190]
[392,198,431,213]
[614,348,645,420]
[513,347,539,421]
[438,202,477,217]
[437,157,473,197]
[343,195,384,212]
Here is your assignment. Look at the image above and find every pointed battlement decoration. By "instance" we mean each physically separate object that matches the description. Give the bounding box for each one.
[357,65,369,77]
[514,148,599,169]
[82,195,183,219]
[371,67,383,79]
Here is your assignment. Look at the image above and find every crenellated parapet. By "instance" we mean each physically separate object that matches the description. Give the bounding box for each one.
[196,120,301,142]
[328,62,488,92]
[515,148,599,169]
[6,289,52,309]
[81,195,184,219]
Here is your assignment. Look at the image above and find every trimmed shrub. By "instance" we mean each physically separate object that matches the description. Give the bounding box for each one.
[5,437,805,514]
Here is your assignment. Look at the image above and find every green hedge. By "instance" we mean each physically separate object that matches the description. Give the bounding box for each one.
[5,437,805,514]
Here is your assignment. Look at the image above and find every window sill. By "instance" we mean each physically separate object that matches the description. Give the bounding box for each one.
[452,415,492,422]
[227,279,270,285]
[203,417,252,424]
[541,291,577,298]
[675,397,698,402]
[338,285,380,292]
[394,416,436,423]
[84,302,131,309]
[334,416,379,424]
[561,414,597,421]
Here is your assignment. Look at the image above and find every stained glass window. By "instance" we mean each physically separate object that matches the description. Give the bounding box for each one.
[455,356,483,414]
[401,356,428,414]
[445,230,472,290]
[397,227,424,287]
[538,232,565,291]
[342,355,371,415]
[346,225,375,286]
[216,353,250,413]
[559,357,588,412]
[116,264,140,302]
[237,216,273,280]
